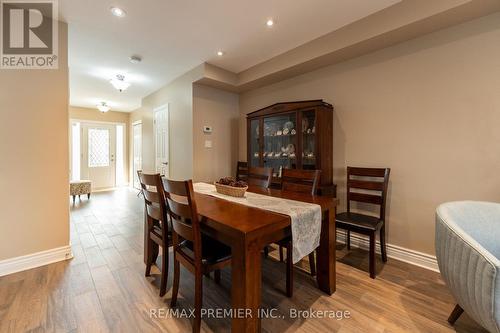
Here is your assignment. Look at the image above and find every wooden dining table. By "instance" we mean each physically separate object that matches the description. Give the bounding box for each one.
[144,184,337,333]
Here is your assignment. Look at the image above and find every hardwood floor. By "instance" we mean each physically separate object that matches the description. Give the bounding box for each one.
[0,188,486,333]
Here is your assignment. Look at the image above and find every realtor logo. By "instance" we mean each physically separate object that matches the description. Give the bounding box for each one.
[1,0,58,69]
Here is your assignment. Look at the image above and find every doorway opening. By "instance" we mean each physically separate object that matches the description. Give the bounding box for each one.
[154,104,169,177]
[132,121,142,189]
[70,120,126,190]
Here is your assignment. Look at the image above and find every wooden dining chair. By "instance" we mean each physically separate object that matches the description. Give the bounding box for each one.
[138,172,172,297]
[281,168,321,194]
[268,168,321,297]
[281,168,320,270]
[164,179,232,333]
[247,166,273,188]
[336,166,391,278]
[236,161,248,182]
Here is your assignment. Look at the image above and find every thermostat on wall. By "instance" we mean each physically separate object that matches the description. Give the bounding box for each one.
[203,126,212,133]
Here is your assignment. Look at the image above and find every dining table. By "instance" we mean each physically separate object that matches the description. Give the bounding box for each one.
[143,183,337,333]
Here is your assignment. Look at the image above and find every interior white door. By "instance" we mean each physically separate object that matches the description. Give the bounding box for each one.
[81,123,116,189]
[154,105,169,177]
[133,122,142,189]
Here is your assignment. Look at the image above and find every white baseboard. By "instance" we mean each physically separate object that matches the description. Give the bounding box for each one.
[0,245,73,277]
[336,232,439,272]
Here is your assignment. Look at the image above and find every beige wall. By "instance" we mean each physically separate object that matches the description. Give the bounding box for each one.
[239,13,500,256]
[193,84,239,182]
[69,106,129,124]
[69,106,130,184]
[129,106,154,186]
[130,66,204,180]
[0,23,69,261]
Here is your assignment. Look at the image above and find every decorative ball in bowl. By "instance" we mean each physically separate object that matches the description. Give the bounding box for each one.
[215,177,248,197]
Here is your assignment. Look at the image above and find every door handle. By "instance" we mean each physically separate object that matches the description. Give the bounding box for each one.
[162,162,168,165]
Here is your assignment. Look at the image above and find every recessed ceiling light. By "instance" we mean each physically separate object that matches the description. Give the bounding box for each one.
[110,7,126,17]
[97,102,110,113]
[266,19,274,27]
[217,51,224,56]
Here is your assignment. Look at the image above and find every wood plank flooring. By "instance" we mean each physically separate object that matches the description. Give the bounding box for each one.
[0,188,486,332]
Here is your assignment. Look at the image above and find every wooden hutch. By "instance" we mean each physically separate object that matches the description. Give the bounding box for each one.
[246,100,336,196]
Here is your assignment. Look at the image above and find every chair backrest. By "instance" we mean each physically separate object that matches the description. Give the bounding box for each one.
[346,167,391,221]
[163,179,202,261]
[247,166,273,188]
[281,169,320,195]
[138,172,169,240]
[236,161,248,182]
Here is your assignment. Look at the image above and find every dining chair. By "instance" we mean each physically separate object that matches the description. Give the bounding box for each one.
[336,166,390,278]
[247,166,273,188]
[278,169,321,276]
[269,168,321,297]
[164,178,232,333]
[281,168,321,194]
[236,161,248,182]
[138,171,172,297]
[246,166,293,296]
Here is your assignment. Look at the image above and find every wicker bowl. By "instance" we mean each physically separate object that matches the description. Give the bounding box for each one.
[214,182,248,197]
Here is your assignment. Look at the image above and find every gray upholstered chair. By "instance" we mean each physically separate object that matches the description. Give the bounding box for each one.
[435,201,500,333]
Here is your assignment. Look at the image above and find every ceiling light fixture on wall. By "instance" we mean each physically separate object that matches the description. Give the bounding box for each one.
[266,19,274,27]
[217,50,224,56]
[110,74,130,92]
[97,102,111,113]
[110,7,126,17]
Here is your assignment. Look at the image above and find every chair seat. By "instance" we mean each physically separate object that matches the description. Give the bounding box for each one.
[178,237,231,266]
[277,236,291,246]
[336,212,382,231]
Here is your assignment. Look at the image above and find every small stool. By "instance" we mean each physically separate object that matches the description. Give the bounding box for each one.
[70,180,92,204]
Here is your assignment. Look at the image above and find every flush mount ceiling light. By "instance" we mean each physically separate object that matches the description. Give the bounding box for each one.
[266,19,274,27]
[110,74,130,92]
[129,55,142,64]
[97,102,111,113]
[110,7,126,17]
[217,50,224,56]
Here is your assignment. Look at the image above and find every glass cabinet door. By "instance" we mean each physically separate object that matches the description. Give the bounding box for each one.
[263,113,297,177]
[301,109,316,170]
[249,119,260,167]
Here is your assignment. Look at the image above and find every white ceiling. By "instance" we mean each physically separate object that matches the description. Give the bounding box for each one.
[61,0,400,112]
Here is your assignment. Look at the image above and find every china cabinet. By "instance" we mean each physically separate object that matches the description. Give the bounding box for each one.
[247,100,335,196]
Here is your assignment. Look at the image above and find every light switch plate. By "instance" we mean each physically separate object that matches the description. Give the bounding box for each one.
[204,140,212,148]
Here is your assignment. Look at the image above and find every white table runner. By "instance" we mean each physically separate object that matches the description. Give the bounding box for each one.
[193,182,321,263]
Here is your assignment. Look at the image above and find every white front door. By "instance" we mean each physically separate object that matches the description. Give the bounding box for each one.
[133,122,142,189]
[81,123,116,189]
[154,105,169,177]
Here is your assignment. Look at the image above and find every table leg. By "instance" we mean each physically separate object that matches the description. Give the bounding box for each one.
[231,238,262,333]
[316,207,336,295]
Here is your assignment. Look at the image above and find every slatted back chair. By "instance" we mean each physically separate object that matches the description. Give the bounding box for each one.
[163,179,202,264]
[281,168,321,194]
[138,172,172,296]
[346,167,390,220]
[247,166,273,188]
[336,166,391,278]
[164,179,231,333]
[272,168,321,294]
[236,161,248,182]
